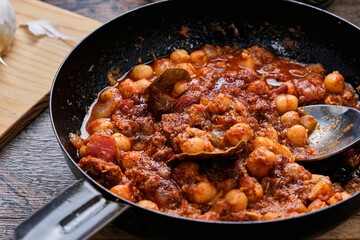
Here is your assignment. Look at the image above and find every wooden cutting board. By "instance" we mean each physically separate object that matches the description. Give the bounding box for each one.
[0,0,102,150]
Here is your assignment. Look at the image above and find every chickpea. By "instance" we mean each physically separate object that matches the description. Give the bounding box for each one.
[301,115,318,134]
[181,137,206,154]
[257,126,278,142]
[226,123,254,146]
[202,44,218,59]
[132,140,147,151]
[92,103,115,119]
[252,137,275,150]
[110,184,134,201]
[220,45,233,54]
[153,58,172,75]
[267,128,279,142]
[287,125,307,146]
[224,189,248,211]
[280,111,300,128]
[130,64,154,80]
[275,94,298,113]
[191,181,217,204]
[175,63,196,76]
[246,148,276,179]
[327,192,351,205]
[273,142,294,162]
[237,50,255,69]
[88,119,114,133]
[263,212,282,221]
[118,79,140,98]
[137,200,159,211]
[135,78,151,91]
[79,145,87,157]
[112,133,131,151]
[246,80,269,95]
[170,49,190,63]
[240,176,264,202]
[283,163,302,179]
[324,71,344,94]
[190,50,208,65]
[197,66,213,76]
[311,174,332,185]
[99,87,120,102]
[247,183,263,202]
[281,82,297,96]
[171,80,188,97]
[282,162,311,180]
[121,151,142,169]
[69,133,83,150]
[307,199,327,212]
[308,180,331,201]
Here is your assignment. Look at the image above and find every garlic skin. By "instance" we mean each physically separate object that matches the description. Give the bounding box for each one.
[0,0,16,66]
[20,20,77,41]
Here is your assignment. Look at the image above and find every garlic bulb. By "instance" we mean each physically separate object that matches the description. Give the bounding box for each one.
[0,0,16,66]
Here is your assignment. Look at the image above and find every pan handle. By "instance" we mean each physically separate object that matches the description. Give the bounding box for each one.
[14,179,130,240]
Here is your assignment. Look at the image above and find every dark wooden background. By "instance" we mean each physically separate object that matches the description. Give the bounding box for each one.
[1,0,360,239]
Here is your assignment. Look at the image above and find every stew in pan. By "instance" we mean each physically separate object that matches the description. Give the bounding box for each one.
[70,44,360,221]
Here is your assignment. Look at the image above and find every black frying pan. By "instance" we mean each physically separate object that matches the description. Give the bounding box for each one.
[15,1,360,239]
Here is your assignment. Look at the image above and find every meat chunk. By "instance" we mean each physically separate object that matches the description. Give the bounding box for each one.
[294,73,326,104]
[121,151,182,209]
[161,113,187,135]
[78,156,123,188]
[174,91,201,112]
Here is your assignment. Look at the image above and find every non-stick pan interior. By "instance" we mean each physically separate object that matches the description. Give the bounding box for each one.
[51,0,360,164]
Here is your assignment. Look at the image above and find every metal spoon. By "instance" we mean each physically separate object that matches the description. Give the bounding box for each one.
[300,104,360,161]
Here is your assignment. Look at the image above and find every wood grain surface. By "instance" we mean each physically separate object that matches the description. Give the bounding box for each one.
[0,0,359,240]
[0,0,101,150]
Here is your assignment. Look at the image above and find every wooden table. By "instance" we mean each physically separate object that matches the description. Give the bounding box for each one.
[0,0,359,239]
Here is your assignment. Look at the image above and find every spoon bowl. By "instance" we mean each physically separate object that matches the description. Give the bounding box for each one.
[300,105,360,161]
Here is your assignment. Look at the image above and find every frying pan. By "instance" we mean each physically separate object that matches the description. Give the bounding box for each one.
[14,0,360,239]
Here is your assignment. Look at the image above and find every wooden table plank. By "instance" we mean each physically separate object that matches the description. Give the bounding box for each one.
[0,0,101,150]
[0,0,359,240]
